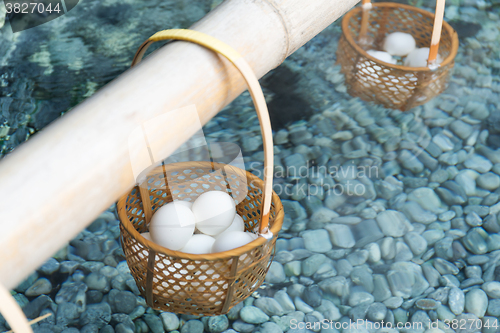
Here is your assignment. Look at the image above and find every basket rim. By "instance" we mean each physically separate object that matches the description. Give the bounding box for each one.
[117,161,284,261]
[341,2,459,71]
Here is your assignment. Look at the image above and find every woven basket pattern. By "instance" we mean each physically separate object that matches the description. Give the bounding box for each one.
[118,162,284,316]
[337,3,458,111]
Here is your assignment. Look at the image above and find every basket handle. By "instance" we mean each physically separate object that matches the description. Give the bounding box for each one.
[131,29,274,235]
[359,0,446,68]
[428,0,445,66]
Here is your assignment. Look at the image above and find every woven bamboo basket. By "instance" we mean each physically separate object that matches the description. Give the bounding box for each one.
[118,30,284,316]
[337,1,459,111]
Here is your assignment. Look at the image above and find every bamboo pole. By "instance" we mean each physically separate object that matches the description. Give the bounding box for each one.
[0,0,359,290]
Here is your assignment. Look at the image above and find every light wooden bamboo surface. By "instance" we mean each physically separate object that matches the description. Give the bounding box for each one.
[0,0,359,290]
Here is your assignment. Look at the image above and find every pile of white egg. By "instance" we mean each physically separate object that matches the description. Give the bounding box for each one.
[140,191,258,254]
[366,32,442,67]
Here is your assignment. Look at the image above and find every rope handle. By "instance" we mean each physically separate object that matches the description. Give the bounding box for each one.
[360,0,446,67]
[131,29,274,234]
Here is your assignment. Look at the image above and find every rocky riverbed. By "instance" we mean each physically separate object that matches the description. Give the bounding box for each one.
[2,0,500,332]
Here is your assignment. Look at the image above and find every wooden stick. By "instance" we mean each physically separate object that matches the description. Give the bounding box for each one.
[0,283,33,333]
[4,313,53,333]
[0,0,359,291]
[428,0,446,66]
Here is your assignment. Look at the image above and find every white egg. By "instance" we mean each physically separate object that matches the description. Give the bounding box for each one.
[224,214,245,233]
[192,191,236,236]
[366,50,397,65]
[404,47,443,67]
[175,200,193,209]
[383,32,416,56]
[211,231,256,253]
[140,232,152,241]
[180,234,216,254]
[149,202,195,250]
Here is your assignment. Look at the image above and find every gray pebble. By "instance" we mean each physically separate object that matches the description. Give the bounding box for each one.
[434,237,454,260]
[394,242,413,262]
[393,308,408,325]
[227,302,244,321]
[422,264,441,287]
[113,291,136,314]
[465,265,482,279]
[206,316,229,333]
[302,254,326,277]
[450,120,473,139]
[404,232,428,255]
[460,277,484,288]
[482,281,500,298]
[383,297,403,309]
[415,298,440,311]
[367,302,387,322]
[294,297,314,313]
[282,200,307,221]
[259,322,283,333]
[301,229,332,253]
[254,297,284,317]
[143,314,165,333]
[324,224,355,248]
[487,299,500,317]
[348,292,374,307]
[440,274,460,288]
[465,288,488,318]
[292,249,313,261]
[403,201,438,224]
[477,172,500,190]
[275,251,294,264]
[232,320,254,333]
[387,270,413,298]
[85,273,108,292]
[346,250,369,266]
[464,154,493,173]
[376,210,412,237]
[454,313,480,333]
[240,306,270,324]
[348,268,372,294]
[38,258,60,275]
[80,303,112,328]
[303,285,323,307]
[462,228,488,255]
[348,303,370,321]
[180,320,204,333]
[467,255,490,265]
[310,207,338,224]
[411,310,431,329]
[350,219,384,248]
[407,187,446,214]
[266,262,286,284]
[274,290,295,314]
[380,237,396,260]
[25,278,52,297]
[399,150,424,174]
[160,313,179,331]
